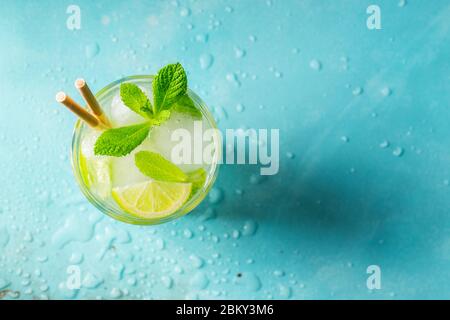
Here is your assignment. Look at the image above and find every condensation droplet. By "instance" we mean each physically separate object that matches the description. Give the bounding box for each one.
[381,86,392,97]
[161,276,174,289]
[392,147,404,157]
[352,87,363,96]
[189,254,204,269]
[242,220,258,236]
[309,59,322,71]
[236,104,245,112]
[208,188,223,204]
[199,53,214,70]
[234,272,261,292]
[234,47,246,59]
[189,272,209,289]
[85,43,100,59]
[379,140,390,148]
[183,229,194,239]
[180,8,191,17]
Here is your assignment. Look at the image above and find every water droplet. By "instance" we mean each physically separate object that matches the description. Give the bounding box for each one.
[242,220,258,236]
[393,147,404,157]
[101,15,110,25]
[36,256,48,263]
[156,238,165,250]
[209,188,223,204]
[174,266,183,274]
[82,272,104,289]
[23,231,33,242]
[249,174,266,185]
[127,277,137,286]
[161,275,174,289]
[69,253,84,265]
[110,288,123,299]
[234,272,261,291]
[190,272,209,289]
[0,278,10,290]
[199,53,214,70]
[278,285,292,298]
[180,8,191,17]
[0,227,10,248]
[195,33,209,43]
[352,87,363,96]
[398,0,407,7]
[189,254,204,269]
[110,263,125,280]
[379,140,390,148]
[51,212,101,248]
[341,136,349,143]
[183,229,194,239]
[234,47,246,59]
[381,86,392,97]
[226,72,241,86]
[249,35,257,42]
[199,207,217,222]
[286,152,295,159]
[58,282,78,299]
[273,270,285,277]
[85,43,100,59]
[443,179,449,186]
[236,103,245,112]
[309,59,322,71]
[40,284,49,292]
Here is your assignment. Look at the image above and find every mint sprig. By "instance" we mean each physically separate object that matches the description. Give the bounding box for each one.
[120,83,153,118]
[135,151,188,182]
[173,94,202,119]
[135,151,207,192]
[94,62,197,157]
[153,63,187,113]
[94,123,151,157]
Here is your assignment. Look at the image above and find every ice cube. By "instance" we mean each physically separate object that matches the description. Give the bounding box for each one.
[111,152,149,187]
[81,130,101,158]
[141,111,210,172]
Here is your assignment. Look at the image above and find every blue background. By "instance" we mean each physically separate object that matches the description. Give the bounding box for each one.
[0,0,449,299]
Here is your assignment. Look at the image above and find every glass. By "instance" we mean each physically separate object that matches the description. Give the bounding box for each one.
[71,75,221,225]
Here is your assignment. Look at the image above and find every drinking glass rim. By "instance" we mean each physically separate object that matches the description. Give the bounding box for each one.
[71,75,221,225]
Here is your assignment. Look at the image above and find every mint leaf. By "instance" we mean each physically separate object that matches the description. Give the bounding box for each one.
[173,94,202,119]
[149,110,171,126]
[187,168,207,192]
[120,83,153,118]
[94,123,151,157]
[135,151,188,182]
[153,63,187,113]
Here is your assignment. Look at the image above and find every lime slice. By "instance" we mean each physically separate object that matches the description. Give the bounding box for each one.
[79,153,112,198]
[112,181,192,218]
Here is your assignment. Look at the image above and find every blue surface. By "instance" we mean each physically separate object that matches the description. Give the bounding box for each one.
[1,0,450,299]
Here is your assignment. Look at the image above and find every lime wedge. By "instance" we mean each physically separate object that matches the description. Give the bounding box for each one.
[112,181,192,218]
[79,153,112,198]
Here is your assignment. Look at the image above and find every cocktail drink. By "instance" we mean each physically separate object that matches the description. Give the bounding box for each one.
[57,63,220,225]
